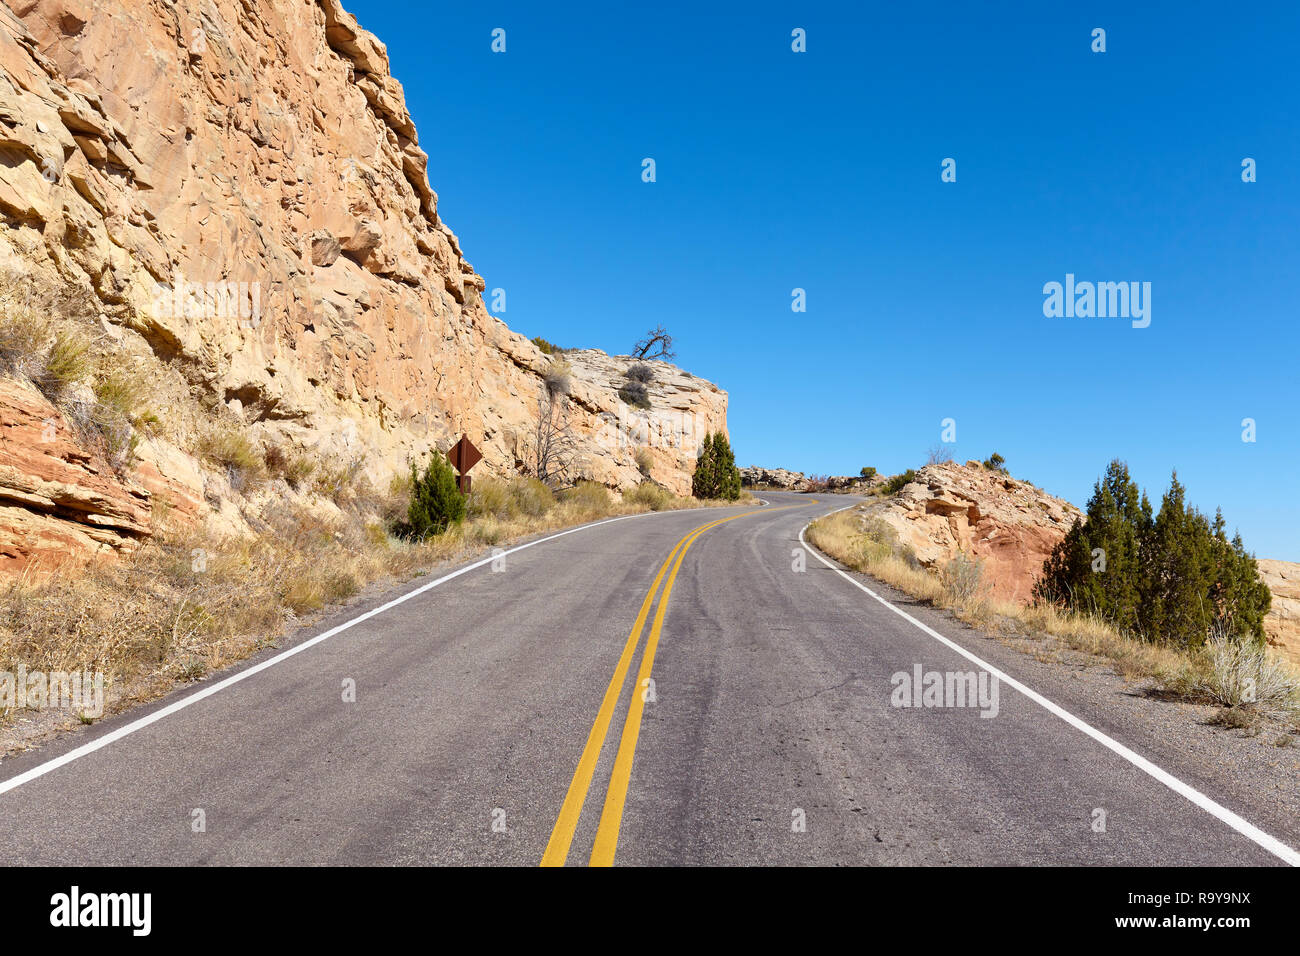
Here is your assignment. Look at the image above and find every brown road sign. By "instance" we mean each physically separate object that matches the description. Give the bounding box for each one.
[448,434,482,476]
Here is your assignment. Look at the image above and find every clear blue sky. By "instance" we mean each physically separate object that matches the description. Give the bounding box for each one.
[347,0,1300,560]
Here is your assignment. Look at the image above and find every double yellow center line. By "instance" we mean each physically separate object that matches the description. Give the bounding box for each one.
[540,502,806,867]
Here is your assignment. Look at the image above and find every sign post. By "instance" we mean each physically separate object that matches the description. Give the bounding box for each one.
[447,434,482,495]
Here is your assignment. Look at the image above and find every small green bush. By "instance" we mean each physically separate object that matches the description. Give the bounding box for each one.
[860,466,877,479]
[983,452,1008,473]
[532,337,562,355]
[877,469,917,496]
[397,451,466,539]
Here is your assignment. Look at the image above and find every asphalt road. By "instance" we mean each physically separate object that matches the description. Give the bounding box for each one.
[0,492,1295,866]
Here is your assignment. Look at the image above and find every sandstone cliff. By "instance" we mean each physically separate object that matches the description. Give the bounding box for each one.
[1257,560,1300,667]
[0,0,726,566]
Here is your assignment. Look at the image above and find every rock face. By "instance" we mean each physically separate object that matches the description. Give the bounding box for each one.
[562,351,725,496]
[860,461,1082,604]
[0,0,728,560]
[1257,560,1300,667]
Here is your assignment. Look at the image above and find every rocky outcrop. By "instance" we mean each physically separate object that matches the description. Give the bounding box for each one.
[0,0,728,559]
[859,461,1082,604]
[0,378,150,571]
[739,466,884,494]
[1257,560,1300,667]
[824,473,884,494]
[740,466,808,490]
[562,351,726,496]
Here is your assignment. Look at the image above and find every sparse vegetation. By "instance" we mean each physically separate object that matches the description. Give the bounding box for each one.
[469,477,555,521]
[941,552,987,611]
[626,363,655,384]
[543,358,572,396]
[0,280,157,472]
[860,466,877,480]
[624,481,676,511]
[311,455,370,505]
[983,452,1008,474]
[263,443,317,490]
[559,480,612,516]
[1164,632,1298,716]
[634,447,653,476]
[197,427,266,492]
[926,445,953,466]
[618,380,651,410]
[39,330,92,400]
[533,391,581,487]
[532,337,563,355]
[875,469,917,497]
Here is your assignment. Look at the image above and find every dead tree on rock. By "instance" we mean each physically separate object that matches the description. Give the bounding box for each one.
[632,325,675,362]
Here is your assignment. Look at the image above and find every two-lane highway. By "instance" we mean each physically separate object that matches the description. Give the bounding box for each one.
[0,494,1295,865]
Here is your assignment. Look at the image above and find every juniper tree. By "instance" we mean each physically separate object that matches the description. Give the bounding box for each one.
[1035,463,1269,649]
[692,432,741,500]
[398,449,466,539]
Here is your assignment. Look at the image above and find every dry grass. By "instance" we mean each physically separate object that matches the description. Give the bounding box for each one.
[623,481,678,511]
[263,443,317,490]
[0,278,170,471]
[806,509,1300,723]
[469,477,555,521]
[195,426,266,493]
[543,358,572,396]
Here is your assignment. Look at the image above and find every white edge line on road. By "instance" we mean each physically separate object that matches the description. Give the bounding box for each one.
[799,505,1300,867]
[0,508,692,797]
